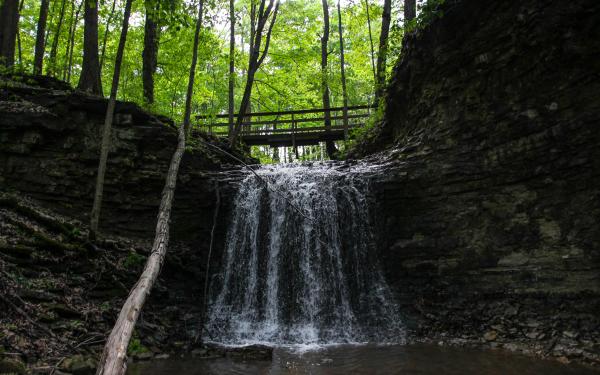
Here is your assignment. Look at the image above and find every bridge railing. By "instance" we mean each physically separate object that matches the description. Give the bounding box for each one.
[195,105,373,143]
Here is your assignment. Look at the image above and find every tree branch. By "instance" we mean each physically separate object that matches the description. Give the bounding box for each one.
[257,0,280,67]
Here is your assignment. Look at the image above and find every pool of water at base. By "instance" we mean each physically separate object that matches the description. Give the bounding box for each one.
[127,343,598,375]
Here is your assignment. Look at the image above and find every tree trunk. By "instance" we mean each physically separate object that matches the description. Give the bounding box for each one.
[89,0,133,240]
[227,0,235,132]
[16,0,23,64]
[404,0,416,23]
[44,0,57,48]
[229,0,279,146]
[374,0,391,103]
[95,125,185,375]
[99,0,117,70]
[16,29,21,64]
[0,0,19,67]
[48,0,67,76]
[198,180,220,340]
[66,0,83,83]
[142,0,159,104]
[61,0,74,80]
[96,2,203,373]
[249,0,256,59]
[78,0,103,95]
[337,0,349,139]
[181,0,204,136]
[233,67,256,141]
[321,0,337,158]
[364,0,376,88]
[241,0,257,129]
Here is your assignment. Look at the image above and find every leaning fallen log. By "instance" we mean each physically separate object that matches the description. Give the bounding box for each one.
[96,0,205,372]
[95,124,186,375]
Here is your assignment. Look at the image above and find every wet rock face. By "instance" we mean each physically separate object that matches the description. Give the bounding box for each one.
[0,78,239,240]
[361,0,600,366]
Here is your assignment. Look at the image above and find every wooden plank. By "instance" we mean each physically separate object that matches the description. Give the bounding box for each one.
[242,124,361,135]
[204,124,362,137]
[195,104,371,146]
[199,113,369,128]
[195,104,372,119]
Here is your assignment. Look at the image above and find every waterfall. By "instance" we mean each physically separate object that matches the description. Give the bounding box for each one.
[206,163,403,346]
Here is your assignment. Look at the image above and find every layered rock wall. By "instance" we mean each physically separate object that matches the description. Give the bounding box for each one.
[0,77,247,367]
[0,78,241,240]
[362,0,600,364]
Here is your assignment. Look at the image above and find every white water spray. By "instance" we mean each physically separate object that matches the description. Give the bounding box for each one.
[206,162,403,346]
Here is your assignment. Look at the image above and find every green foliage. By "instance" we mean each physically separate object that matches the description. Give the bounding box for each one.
[3,323,18,331]
[14,0,387,118]
[123,251,146,269]
[127,336,150,355]
[100,301,111,312]
[70,227,81,238]
[337,102,385,157]
[10,0,447,160]
[67,319,85,329]
[405,0,446,33]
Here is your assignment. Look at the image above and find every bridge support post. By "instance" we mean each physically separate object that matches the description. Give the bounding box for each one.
[343,106,349,140]
[292,114,299,160]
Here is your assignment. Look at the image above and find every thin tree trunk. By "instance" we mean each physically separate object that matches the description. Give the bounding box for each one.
[142,0,159,104]
[99,0,117,70]
[375,0,391,103]
[0,0,20,67]
[78,0,103,95]
[44,0,57,47]
[241,0,257,129]
[249,0,256,60]
[66,0,83,83]
[321,0,336,158]
[404,0,416,23]
[89,0,133,239]
[182,0,204,136]
[364,0,376,87]
[239,22,244,55]
[227,0,235,132]
[62,0,75,80]
[229,0,279,146]
[198,180,220,341]
[16,30,21,65]
[16,0,23,65]
[337,0,349,139]
[96,125,185,375]
[96,1,204,373]
[48,0,67,76]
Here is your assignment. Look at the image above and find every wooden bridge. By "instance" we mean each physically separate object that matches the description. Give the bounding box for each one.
[196,105,372,147]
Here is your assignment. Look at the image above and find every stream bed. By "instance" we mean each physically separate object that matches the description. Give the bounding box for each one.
[127,343,598,374]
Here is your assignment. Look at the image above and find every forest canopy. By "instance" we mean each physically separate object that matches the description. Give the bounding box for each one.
[2,0,442,161]
[10,0,421,114]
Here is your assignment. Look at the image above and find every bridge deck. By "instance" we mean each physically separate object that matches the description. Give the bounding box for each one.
[196,105,371,147]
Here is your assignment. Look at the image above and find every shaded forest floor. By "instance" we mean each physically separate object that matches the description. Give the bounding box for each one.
[0,191,206,374]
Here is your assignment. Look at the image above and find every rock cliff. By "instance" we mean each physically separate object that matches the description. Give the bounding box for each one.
[0,75,245,239]
[360,0,600,366]
[0,75,246,370]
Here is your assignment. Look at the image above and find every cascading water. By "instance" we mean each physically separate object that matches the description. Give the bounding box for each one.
[205,162,403,346]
